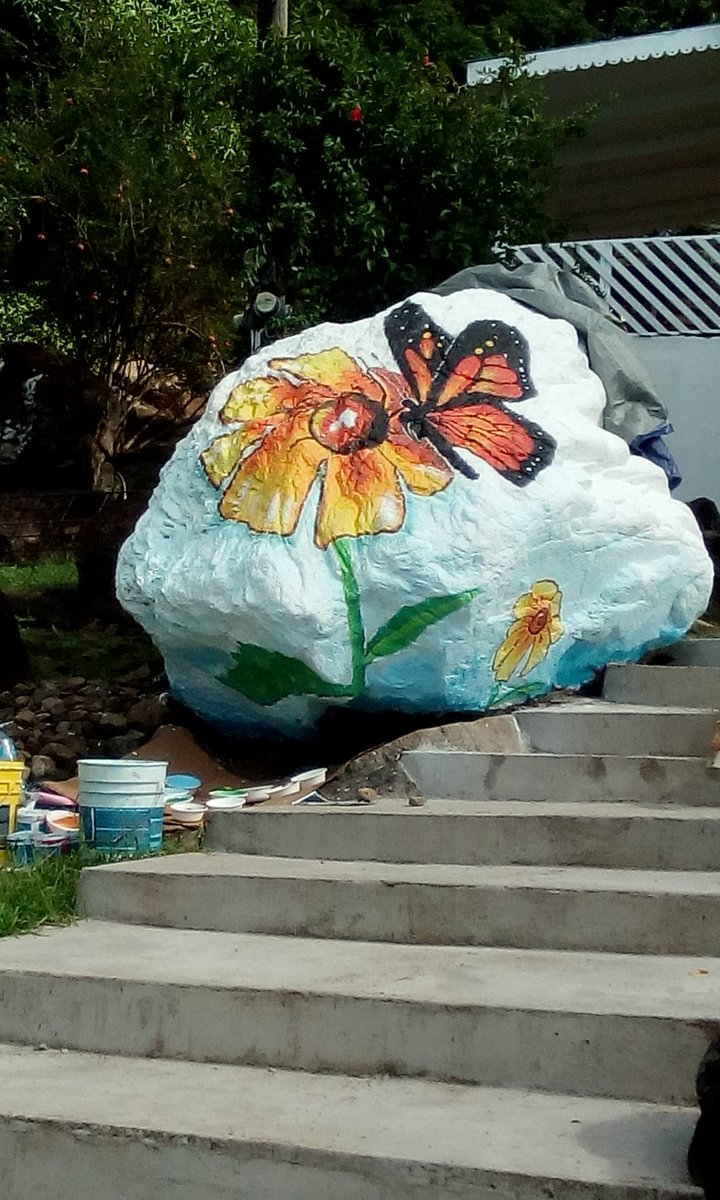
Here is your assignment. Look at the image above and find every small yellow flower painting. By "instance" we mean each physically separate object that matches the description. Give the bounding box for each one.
[492,580,564,682]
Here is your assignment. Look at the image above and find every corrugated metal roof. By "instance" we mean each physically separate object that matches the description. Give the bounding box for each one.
[467,21,720,84]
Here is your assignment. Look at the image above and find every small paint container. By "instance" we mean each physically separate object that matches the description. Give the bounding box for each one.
[35,834,70,858]
[15,806,46,834]
[206,796,247,811]
[166,774,202,793]
[292,768,327,789]
[7,831,36,865]
[45,812,80,838]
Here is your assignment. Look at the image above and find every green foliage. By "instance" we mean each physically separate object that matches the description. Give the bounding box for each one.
[0,290,71,351]
[339,0,719,59]
[0,845,183,937]
[572,0,718,42]
[0,0,573,368]
[13,0,701,376]
[0,0,254,383]
[0,554,161,681]
[17,621,161,682]
[0,848,99,937]
[237,2,569,322]
[0,557,78,594]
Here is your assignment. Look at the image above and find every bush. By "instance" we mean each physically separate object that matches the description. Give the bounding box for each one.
[0,0,571,377]
[0,0,252,386]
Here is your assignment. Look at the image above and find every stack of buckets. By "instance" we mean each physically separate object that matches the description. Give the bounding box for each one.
[78,758,168,855]
[0,760,25,865]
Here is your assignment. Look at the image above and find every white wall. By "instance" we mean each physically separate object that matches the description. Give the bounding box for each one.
[631,335,720,509]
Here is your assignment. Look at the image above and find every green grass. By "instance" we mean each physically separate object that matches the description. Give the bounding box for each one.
[0,848,103,938]
[17,621,161,682]
[1,553,162,682]
[0,558,78,594]
[0,839,199,938]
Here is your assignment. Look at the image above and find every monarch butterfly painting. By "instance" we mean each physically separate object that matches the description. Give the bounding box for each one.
[384,301,556,486]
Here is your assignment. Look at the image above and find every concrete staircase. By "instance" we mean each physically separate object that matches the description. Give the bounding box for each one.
[1,640,720,1198]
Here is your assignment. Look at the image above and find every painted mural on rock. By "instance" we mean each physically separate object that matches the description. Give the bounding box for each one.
[117,288,713,738]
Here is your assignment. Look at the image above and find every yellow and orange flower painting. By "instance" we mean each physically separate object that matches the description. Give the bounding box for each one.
[201,348,453,549]
[492,580,564,681]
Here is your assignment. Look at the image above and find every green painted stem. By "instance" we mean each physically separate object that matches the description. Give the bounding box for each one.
[333,538,366,696]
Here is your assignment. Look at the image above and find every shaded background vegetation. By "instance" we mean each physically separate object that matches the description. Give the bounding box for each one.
[2,0,713,384]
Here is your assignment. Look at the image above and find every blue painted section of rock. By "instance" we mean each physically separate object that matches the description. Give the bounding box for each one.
[116,289,713,738]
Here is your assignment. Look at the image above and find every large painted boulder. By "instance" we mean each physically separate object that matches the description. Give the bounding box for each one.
[116,288,713,738]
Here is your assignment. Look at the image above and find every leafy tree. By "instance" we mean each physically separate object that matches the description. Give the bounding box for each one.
[0,0,252,387]
[329,0,719,64]
[0,0,572,378]
[232,1,572,322]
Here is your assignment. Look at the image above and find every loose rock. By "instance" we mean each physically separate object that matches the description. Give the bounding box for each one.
[126,695,168,732]
[102,730,146,757]
[29,754,61,781]
[97,713,128,733]
[40,741,77,764]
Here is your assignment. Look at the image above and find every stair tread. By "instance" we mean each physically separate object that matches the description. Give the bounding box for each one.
[85,851,720,894]
[521,701,719,714]
[606,664,720,675]
[4,921,720,1018]
[402,748,718,762]
[0,1042,699,1192]
[249,798,720,820]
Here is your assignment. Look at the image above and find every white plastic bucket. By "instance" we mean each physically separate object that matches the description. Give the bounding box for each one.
[78,779,165,797]
[78,758,168,811]
[77,759,168,785]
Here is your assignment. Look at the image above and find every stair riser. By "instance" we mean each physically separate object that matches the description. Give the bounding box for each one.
[80,872,720,956]
[401,751,720,804]
[207,810,720,870]
[603,666,720,708]
[1,1119,695,1200]
[0,971,712,1104]
[669,641,720,667]
[516,711,717,757]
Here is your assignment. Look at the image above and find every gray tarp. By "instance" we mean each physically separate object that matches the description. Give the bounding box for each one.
[433,262,668,445]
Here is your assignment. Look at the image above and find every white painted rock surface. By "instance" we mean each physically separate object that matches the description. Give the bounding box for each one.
[117,289,712,738]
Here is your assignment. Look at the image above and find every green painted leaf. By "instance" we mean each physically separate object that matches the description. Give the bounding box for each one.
[487,680,546,709]
[365,589,479,663]
[220,643,352,705]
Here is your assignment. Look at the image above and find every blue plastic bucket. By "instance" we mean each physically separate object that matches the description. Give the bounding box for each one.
[6,831,69,864]
[81,805,163,855]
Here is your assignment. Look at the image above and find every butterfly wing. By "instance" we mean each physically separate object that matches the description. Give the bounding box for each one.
[424,400,555,487]
[431,319,535,405]
[384,303,535,407]
[383,302,451,405]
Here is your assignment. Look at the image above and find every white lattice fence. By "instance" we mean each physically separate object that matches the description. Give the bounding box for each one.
[513,235,720,336]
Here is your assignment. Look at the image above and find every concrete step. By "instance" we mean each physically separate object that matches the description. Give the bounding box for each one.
[400,750,720,805]
[0,922,718,1103]
[78,853,720,955]
[603,664,720,708]
[516,702,718,757]
[668,638,720,667]
[0,1043,700,1200]
[206,799,720,870]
